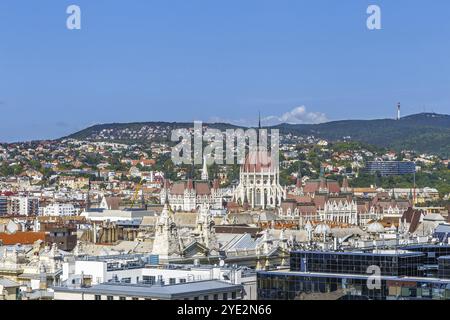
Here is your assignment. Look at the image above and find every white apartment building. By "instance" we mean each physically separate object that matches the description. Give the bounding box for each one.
[62,255,256,299]
[39,203,77,216]
[7,196,39,216]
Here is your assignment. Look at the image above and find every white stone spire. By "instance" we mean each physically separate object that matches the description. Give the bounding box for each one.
[151,202,183,260]
[195,204,217,249]
[201,155,209,181]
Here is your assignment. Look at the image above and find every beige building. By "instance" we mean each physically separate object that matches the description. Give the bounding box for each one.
[0,278,20,300]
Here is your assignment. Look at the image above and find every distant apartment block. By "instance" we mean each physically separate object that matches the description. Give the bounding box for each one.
[39,203,77,216]
[7,196,39,216]
[363,161,416,176]
[0,197,7,216]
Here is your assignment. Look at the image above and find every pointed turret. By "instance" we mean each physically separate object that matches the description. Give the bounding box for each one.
[194,204,217,249]
[213,178,220,190]
[296,163,302,188]
[243,192,249,211]
[163,177,170,205]
[341,176,350,193]
[201,155,209,181]
[152,200,182,260]
[187,178,194,190]
[319,167,327,193]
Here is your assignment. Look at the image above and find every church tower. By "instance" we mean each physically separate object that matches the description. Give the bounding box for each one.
[151,199,183,260]
[194,205,218,250]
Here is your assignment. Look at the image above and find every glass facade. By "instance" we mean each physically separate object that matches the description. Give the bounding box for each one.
[258,248,450,300]
[257,272,450,300]
[400,245,450,265]
[363,161,416,176]
[290,251,424,277]
[438,257,450,279]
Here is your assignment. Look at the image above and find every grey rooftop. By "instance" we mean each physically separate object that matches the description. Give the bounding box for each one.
[53,280,242,299]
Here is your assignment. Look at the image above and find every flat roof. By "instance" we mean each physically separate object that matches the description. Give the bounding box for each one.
[401,244,450,250]
[291,250,424,258]
[257,270,450,285]
[53,280,242,299]
[0,278,20,288]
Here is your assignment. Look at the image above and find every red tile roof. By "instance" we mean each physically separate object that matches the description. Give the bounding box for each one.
[0,232,46,245]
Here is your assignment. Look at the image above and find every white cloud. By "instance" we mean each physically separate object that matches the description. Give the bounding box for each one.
[208,106,328,127]
[263,106,328,125]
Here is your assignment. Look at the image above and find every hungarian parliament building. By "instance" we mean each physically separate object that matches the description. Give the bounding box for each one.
[160,150,411,227]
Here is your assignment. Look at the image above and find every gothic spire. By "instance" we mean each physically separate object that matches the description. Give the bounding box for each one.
[258,110,261,130]
[201,155,209,181]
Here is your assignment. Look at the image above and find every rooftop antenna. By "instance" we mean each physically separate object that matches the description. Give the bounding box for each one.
[257,111,262,149]
[258,110,261,129]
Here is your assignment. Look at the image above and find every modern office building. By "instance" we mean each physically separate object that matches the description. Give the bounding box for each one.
[399,244,450,265]
[433,225,450,243]
[257,249,450,300]
[363,161,416,176]
[438,256,450,279]
[290,250,425,277]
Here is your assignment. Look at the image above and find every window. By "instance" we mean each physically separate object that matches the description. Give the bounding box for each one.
[223,293,228,300]
[132,297,139,301]
[180,278,187,283]
[213,294,218,300]
[107,296,114,300]
[194,296,199,300]
[119,297,126,301]
[169,278,176,285]
[204,295,209,300]
[95,295,101,300]
[121,278,131,284]
[143,276,156,285]
[232,292,236,300]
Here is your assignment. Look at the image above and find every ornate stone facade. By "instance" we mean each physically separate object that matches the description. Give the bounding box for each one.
[233,150,285,209]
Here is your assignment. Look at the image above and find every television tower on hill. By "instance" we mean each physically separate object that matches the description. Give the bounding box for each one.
[397,102,401,120]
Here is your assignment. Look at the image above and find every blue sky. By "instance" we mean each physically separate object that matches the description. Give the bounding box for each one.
[0,0,449,142]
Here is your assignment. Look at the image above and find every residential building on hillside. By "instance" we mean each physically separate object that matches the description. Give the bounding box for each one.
[7,197,39,216]
[39,203,77,216]
[363,161,416,176]
[0,197,7,216]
